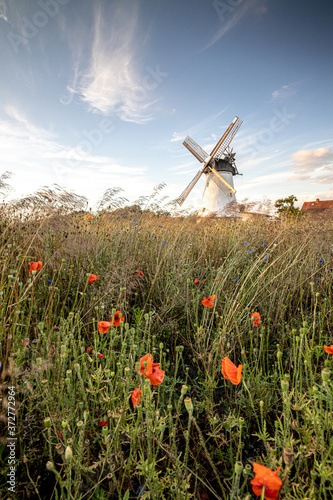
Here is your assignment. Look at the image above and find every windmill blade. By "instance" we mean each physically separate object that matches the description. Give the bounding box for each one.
[177,169,204,206]
[210,116,243,160]
[209,167,236,195]
[183,136,209,163]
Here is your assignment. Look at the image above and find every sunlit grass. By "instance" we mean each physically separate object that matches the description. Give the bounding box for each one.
[0,204,332,499]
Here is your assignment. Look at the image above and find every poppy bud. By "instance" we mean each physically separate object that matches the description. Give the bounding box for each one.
[44,417,51,429]
[46,461,54,471]
[184,397,193,414]
[321,368,331,381]
[235,461,243,475]
[65,446,73,461]
[181,385,188,395]
[281,379,289,392]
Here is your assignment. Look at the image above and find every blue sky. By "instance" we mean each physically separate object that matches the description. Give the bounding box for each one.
[0,0,332,211]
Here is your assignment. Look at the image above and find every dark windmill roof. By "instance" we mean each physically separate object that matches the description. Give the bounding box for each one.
[301,198,333,213]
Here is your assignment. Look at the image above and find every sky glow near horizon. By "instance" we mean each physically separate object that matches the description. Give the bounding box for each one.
[0,0,332,211]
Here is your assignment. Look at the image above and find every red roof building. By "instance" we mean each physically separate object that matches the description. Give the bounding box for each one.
[301,198,333,213]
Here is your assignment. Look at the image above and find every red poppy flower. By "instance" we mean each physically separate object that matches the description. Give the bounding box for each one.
[221,357,242,385]
[250,462,282,500]
[98,353,104,359]
[88,274,99,283]
[98,321,111,334]
[137,271,144,277]
[251,312,261,326]
[147,366,165,386]
[86,347,93,353]
[135,353,165,386]
[110,311,124,327]
[88,216,92,220]
[28,261,43,273]
[201,295,216,308]
[324,345,333,354]
[99,420,108,427]
[57,429,63,439]
[135,353,154,376]
[194,279,200,285]
[106,233,110,236]
[131,388,142,408]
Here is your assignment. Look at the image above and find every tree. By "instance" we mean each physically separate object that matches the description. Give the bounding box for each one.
[274,195,303,218]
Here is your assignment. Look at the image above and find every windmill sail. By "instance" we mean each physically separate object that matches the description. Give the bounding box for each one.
[177,169,204,206]
[213,117,243,160]
[183,136,209,163]
[209,167,236,194]
[209,170,235,199]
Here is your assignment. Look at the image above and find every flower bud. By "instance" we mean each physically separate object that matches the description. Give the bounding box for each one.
[44,417,51,429]
[65,446,73,461]
[321,368,331,382]
[184,397,193,414]
[181,385,188,395]
[46,461,54,471]
[235,461,243,475]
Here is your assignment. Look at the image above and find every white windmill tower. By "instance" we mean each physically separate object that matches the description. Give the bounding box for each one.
[177,116,243,214]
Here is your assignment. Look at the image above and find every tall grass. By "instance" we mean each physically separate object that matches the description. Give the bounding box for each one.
[0,205,332,499]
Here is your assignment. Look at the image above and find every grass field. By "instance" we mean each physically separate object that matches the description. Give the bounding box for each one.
[0,206,332,499]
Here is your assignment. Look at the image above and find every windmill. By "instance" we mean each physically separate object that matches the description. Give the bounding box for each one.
[177,116,243,214]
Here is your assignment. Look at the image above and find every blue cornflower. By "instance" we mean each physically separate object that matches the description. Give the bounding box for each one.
[254,249,257,253]
[54,252,58,255]
[120,213,123,216]
[249,258,251,261]
[248,250,251,254]
[317,278,320,282]
[206,235,209,238]
[244,241,248,244]
[48,280,53,284]
[214,233,217,235]
[222,238,225,241]
[133,219,136,223]
[236,278,239,281]
[151,233,155,237]
[159,225,163,228]
[319,259,323,263]
[263,242,267,247]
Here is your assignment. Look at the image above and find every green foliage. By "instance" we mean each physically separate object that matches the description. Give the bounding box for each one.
[0,207,332,499]
[275,194,303,218]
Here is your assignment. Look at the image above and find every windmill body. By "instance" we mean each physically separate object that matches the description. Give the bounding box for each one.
[177,117,243,215]
[202,169,235,212]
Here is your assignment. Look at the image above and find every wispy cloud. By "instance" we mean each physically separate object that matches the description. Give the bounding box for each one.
[0,0,8,22]
[271,83,298,101]
[289,147,333,184]
[66,1,164,123]
[0,106,150,203]
[204,0,267,50]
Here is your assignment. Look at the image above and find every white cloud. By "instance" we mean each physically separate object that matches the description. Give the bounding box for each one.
[0,0,8,21]
[0,107,151,205]
[66,2,165,123]
[289,147,333,184]
[271,84,297,101]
